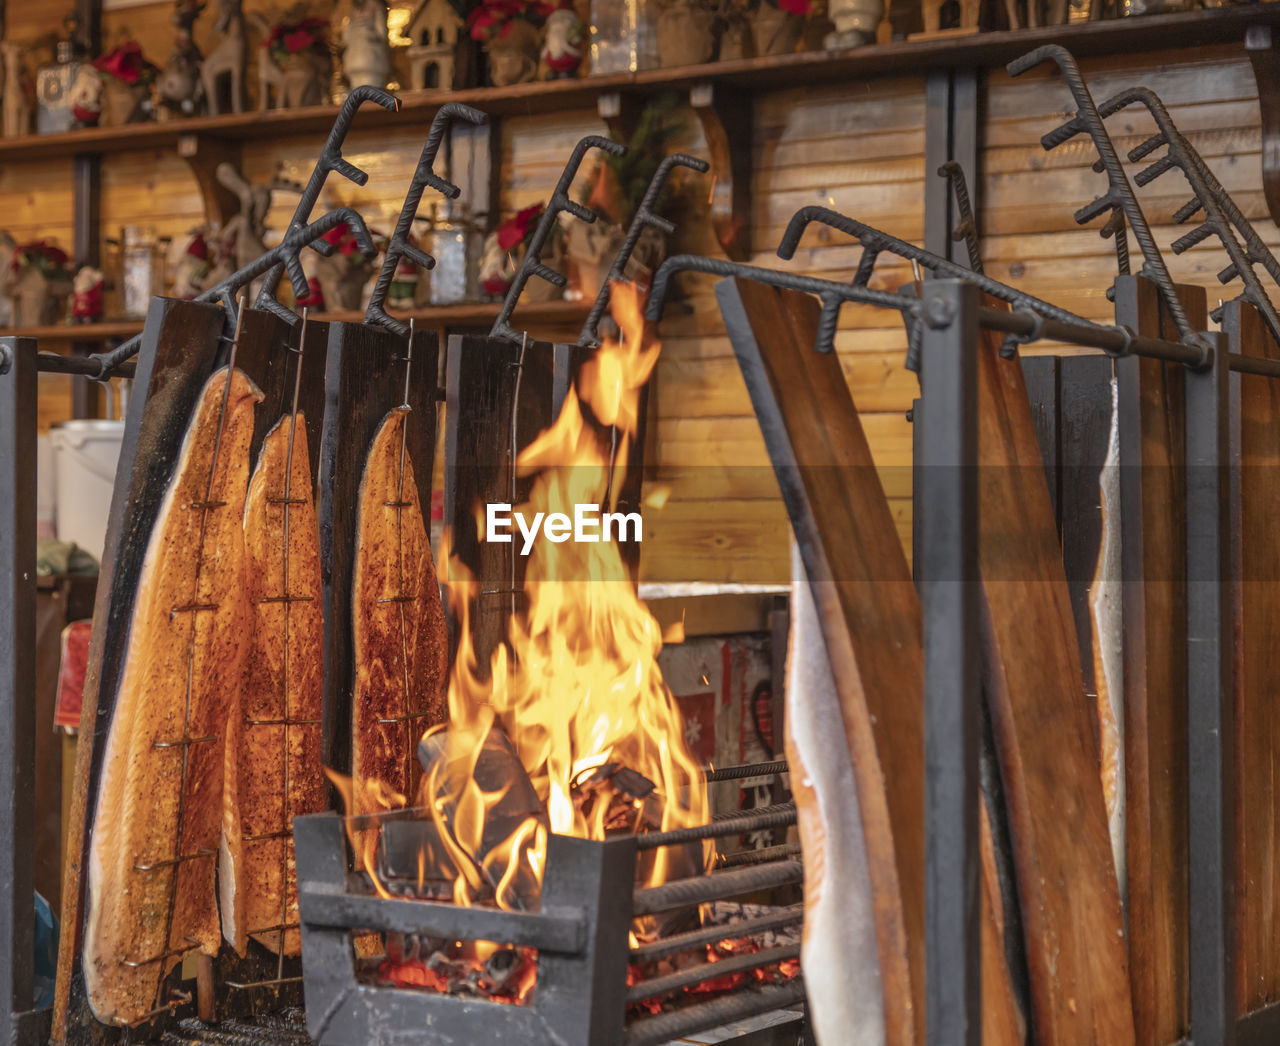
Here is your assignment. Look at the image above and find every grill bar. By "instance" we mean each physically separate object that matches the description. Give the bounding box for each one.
[633,861,803,916]
[629,904,803,963]
[626,943,801,1003]
[702,760,788,782]
[636,803,797,851]
[718,843,803,868]
[622,979,807,1046]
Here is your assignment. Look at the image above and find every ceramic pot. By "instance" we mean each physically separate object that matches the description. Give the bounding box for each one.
[487,20,542,86]
[751,4,804,55]
[655,0,716,67]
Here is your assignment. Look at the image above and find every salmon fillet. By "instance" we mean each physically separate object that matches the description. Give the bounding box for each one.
[351,407,448,807]
[84,367,261,1026]
[220,414,324,957]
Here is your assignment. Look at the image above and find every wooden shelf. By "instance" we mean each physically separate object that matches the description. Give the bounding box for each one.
[2,298,590,344]
[0,5,1275,164]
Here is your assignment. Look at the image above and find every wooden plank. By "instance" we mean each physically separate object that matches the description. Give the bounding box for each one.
[715,277,1024,1046]
[1225,298,1280,1017]
[975,301,1134,1046]
[1113,275,1204,1046]
[317,322,440,777]
[443,334,559,677]
[54,298,226,1046]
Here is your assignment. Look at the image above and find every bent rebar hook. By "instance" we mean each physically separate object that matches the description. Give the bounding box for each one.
[255,84,400,323]
[365,102,488,336]
[90,207,378,378]
[777,204,1104,366]
[490,134,626,344]
[1009,45,1208,361]
[1095,85,1280,343]
[646,254,919,354]
[576,152,710,348]
[938,161,984,275]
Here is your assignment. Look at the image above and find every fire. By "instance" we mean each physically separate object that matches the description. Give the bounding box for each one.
[425,278,709,903]
[332,280,709,965]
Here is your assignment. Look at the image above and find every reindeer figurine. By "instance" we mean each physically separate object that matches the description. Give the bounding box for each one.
[0,43,31,138]
[214,161,304,271]
[201,0,247,115]
[157,0,207,118]
[249,4,333,109]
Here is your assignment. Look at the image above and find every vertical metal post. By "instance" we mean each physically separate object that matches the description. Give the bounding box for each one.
[1184,331,1235,1046]
[918,280,981,1046]
[0,337,37,1026]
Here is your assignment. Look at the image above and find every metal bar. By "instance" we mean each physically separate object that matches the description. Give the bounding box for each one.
[1185,330,1235,1046]
[296,887,586,952]
[703,760,788,782]
[718,843,803,868]
[629,904,803,962]
[0,337,36,1019]
[925,70,954,260]
[632,861,803,916]
[635,803,798,851]
[918,280,981,1046]
[622,979,807,1046]
[627,944,800,1003]
[1227,353,1280,380]
[33,352,136,379]
[975,306,1201,364]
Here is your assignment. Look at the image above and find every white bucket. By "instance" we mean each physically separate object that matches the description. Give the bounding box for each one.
[35,436,55,538]
[49,420,125,564]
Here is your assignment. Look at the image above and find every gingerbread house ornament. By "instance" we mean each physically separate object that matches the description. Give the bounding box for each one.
[406,0,466,89]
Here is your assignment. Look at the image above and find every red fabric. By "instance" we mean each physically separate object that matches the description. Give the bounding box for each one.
[55,621,92,731]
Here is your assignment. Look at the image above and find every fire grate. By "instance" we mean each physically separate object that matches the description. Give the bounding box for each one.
[294,782,806,1046]
[160,1009,312,1045]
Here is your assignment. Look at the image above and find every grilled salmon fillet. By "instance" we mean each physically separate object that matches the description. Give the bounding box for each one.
[220,414,324,957]
[84,367,261,1026]
[351,407,448,807]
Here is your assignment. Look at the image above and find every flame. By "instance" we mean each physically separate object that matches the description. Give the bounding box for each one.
[427,279,709,902]
[331,281,710,1001]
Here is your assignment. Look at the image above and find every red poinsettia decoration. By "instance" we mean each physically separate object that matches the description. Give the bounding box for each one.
[11,241,70,279]
[319,222,385,265]
[496,204,544,250]
[93,41,159,87]
[774,0,810,13]
[295,276,325,309]
[265,15,331,65]
[467,0,554,42]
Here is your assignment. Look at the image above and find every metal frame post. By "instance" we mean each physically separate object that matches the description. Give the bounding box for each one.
[1185,331,1235,1046]
[918,280,981,1046]
[0,337,48,1045]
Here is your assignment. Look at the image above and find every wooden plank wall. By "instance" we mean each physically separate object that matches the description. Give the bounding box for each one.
[3,3,1273,588]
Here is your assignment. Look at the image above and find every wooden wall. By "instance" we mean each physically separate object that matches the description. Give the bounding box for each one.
[3,2,1272,587]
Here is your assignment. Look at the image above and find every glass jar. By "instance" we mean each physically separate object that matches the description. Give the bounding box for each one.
[590,0,659,75]
[106,226,166,320]
[426,203,471,306]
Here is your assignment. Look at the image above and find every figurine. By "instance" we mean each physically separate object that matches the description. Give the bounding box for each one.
[307,220,380,310]
[214,162,303,270]
[253,7,334,109]
[71,266,105,323]
[158,0,207,118]
[406,0,467,90]
[541,5,585,79]
[824,0,882,47]
[342,0,391,90]
[468,0,545,87]
[94,42,160,125]
[167,229,215,298]
[67,66,102,127]
[1,44,32,138]
[202,0,248,115]
[1,241,73,326]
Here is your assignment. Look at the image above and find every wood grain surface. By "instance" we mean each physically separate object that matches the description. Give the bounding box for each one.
[1224,298,1280,1016]
[975,300,1134,1046]
[1114,276,1206,1044]
[718,277,1024,1046]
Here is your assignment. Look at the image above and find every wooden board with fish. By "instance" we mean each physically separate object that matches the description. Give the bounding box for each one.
[717,277,1025,1046]
[317,322,444,798]
[54,298,227,1045]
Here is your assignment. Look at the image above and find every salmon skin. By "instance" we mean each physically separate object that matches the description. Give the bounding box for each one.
[351,407,448,807]
[220,413,324,957]
[84,367,261,1026]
